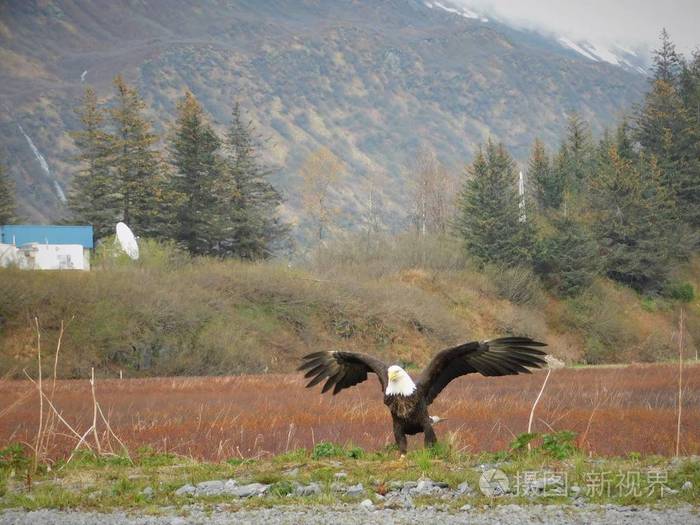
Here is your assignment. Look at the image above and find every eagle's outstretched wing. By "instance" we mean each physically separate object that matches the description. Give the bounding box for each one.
[417,337,547,405]
[298,351,389,395]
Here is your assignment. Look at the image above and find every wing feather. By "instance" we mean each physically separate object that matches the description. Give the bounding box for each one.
[417,337,547,405]
[299,351,388,395]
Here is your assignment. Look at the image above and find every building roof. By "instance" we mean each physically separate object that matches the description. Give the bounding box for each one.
[0,225,94,249]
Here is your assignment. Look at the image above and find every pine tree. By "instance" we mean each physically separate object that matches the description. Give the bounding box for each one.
[615,119,636,160]
[589,146,679,291]
[679,50,700,124]
[108,75,164,237]
[218,102,286,259]
[528,139,564,209]
[678,50,700,230]
[652,28,683,84]
[636,32,699,228]
[68,87,117,239]
[456,140,533,266]
[562,112,594,192]
[534,212,598,296]
[0,161,16,224]
[168,91,223,255]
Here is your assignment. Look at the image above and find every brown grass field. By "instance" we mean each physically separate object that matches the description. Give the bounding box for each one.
[1,363,699,462]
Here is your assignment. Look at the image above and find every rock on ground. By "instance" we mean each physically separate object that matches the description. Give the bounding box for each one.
[1,504,699,525]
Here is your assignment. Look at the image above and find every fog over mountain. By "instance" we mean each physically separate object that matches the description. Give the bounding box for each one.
[455,0,699,55]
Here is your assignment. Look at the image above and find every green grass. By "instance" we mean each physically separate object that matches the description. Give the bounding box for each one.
[1,441,698,512]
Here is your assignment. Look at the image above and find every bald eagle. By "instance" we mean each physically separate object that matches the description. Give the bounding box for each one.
[298,337,547,454]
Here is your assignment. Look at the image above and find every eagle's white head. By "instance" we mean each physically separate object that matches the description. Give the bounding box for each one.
[386,365,416,396]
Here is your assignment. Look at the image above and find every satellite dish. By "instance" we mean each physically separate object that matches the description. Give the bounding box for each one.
[115,222,139,260]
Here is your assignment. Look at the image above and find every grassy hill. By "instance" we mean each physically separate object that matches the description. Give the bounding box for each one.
[0,1,646,236]
[0,235,697,379]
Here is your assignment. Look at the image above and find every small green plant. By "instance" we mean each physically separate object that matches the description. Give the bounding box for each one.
[311,441,345,459]
[509,431,578,459]
[269,480,294,497]
[641,297,657,312]
[346,446,365,459]
[0,443,30,476]
[541,431,577,459]
[509,432,538,454]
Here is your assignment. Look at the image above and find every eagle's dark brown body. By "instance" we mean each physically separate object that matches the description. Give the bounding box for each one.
[384,391,436,453]
[298,337,547,455]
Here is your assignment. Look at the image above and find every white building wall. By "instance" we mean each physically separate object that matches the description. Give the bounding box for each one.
[0,243,28,268]
[19,243,88,270]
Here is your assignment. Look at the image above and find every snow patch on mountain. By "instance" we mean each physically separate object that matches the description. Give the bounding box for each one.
[557,37,648,75]
[425,1,488,23]
[558,37,599,62]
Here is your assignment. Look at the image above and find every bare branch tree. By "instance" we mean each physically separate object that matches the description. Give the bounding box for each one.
[300,147,344,243]
[407,146,456,235]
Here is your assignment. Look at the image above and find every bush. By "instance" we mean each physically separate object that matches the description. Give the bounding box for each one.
[311,441,345,459]
[509,431,578,459]
[486,265,544,305]
[666,281,695,303]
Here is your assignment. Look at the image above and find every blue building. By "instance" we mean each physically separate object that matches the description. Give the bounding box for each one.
[0,224,94,270]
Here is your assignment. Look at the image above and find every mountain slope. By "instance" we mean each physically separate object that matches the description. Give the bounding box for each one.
[0,0,647,235]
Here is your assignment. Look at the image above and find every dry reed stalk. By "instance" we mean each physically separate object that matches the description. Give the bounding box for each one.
[39,318,70,465]
[285,423,296,453]
[22,371,88,445]
[527,367,551,451]
[31,317,43,474]
[579,384,609,452]
[96,402,131,460]
[90,368,102,455]
[676,308,684,457]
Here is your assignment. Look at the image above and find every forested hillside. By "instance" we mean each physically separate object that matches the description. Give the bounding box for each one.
[0,12,698,377]
[0,0,647,238]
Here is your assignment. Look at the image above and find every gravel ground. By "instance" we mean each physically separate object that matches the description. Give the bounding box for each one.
[2,504,698,525]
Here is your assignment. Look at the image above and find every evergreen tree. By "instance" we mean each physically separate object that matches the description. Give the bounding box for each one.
[615,119,636,161]
[678,50,700,230]
[589,146,679,291]
[652,28,683,84]
[108,75,164,237]
[456,140,533,266]
[528,138,564,209]
[0,161,16,224]
[636,32,699,228]
[534,212,598,297]
[562,112,594,192]
[679,50,700,124]
[68,87,117,239]
[219,103,286,258]
[168,91,223,255]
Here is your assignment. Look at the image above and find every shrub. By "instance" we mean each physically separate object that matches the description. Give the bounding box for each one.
[311,441,345,459]
[270,480,294,496]
[0,443,29,476]
[666,281,695,303]
[509,431,578,459]
[486,265,544,305]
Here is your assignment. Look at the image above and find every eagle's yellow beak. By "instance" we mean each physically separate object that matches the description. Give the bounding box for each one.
[389,370,399,382]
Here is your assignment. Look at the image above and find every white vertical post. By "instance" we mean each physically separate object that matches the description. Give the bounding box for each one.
[518,171,526,223]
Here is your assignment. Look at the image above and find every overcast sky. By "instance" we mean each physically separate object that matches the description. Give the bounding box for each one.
[455,0,699,55]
